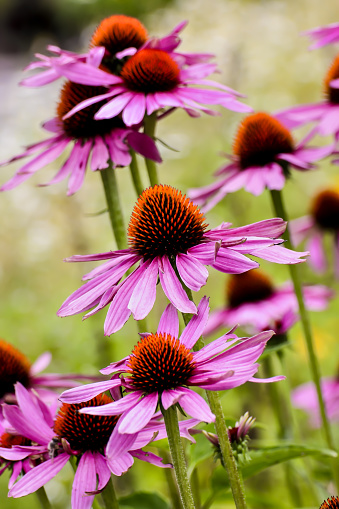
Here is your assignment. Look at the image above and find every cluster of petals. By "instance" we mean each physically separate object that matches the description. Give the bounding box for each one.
[302,22,339,50]
[0,339,99,407]
[0,116,161,195]
[57,207,308,335]
[189,114,334,211]
[292,377,339,428]
[205,279,334,336]
[2,383,199,508]
[60,297,284,435]
[291,214,339,277]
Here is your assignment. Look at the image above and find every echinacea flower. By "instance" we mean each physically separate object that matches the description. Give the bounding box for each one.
[303,22,339,50]
[290,189,339,276]
[319,496,339,509]
[57,184,308,335]
[292,376,339,428]
[189,112,333,211]
[0,80,161,195]
[204,269,334,336]
[275,54,339,137]
[60,297,284,435]
[0,339,97,405]
[7,383,197,508]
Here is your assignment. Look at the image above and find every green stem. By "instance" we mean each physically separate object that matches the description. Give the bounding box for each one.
[100,162,127,250]
[36,487,52,509]
[269,189,334,450]
[161,449,183,509]
[180,287,247,509]
[129,150,144,196]
[144,113,159,186]
[191,468,201,509]
[162,405,196,509]
[101,477,119,509]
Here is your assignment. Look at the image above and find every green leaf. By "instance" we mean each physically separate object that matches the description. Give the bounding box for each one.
[119,492,170,509]
[211,444,337,493]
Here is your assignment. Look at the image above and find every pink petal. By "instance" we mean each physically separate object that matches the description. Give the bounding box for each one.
[126,131,162,162]
[106,452,134,476]
[117,393,158,434]
[9,453,70,497]
[157,303,179,337]
[30,352,51,375]
[176,253,209,291]
[95,92,133,120]
[72,451,96,509]
[307,232,327,272]
[60,379,122,404]
[179,296,210,349]
[159,257,197,314]
[106,426,137,458]
[128,258,158,319]
[179,388,215,422]
[90,137,109,171]
[122,94,147,126]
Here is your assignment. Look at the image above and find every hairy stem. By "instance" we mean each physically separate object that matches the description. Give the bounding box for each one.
[162,405,196,509]
[129,150,144,197]
[144,113,159,186]
[101,477,120,509]
[100,162,127,250]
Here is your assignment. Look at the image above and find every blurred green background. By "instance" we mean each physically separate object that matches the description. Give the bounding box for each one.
[0,0,339,507]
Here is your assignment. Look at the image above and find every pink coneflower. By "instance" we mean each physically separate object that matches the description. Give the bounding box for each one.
[60,297,283,435]
[0,339,97,405]
[303,22,339,50]
[62,44,252,127]
[292,376,339,428]
[0,80,161,195]
[6,383,196,508]
[21,18,212,88]
[189,112,333,211]
[290,189,339,276]
[275,54,339,137]
[204,269,334,336]
[57,184,308,335]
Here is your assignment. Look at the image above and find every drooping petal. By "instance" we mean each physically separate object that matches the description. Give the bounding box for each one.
[106,452,134,476]
[128,258,159,320]
[176,253,209,291]
[117,392,158,434]
[126,131,162,162]
[157,303,179,338]
[158,257,197,314]
[30,352,51,375]
[106,425,137,458]
[9,453,70,497]
[179,297,210,349]
[72,451,96,509]
[178,388,215,422]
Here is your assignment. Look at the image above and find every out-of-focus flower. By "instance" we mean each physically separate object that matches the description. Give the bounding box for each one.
[292,377,339,428]
[7,383,196,509]
[58,184,308,335]
[189,112,333,211]
[291,189,339,276]
[319,496,339,509]
[275,54,339,137]
[302,22,339,50]
[0,81,161,195]
[0,339,97,405]
[60,298,283,435]
[204,269,334,336]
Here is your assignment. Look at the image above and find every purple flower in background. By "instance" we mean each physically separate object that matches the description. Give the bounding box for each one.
[60,297,283,435]
[290,189,339,276]
[302,22,339,50]
[7,383,195,509]
[204,269,334,336]
[58,184,308,335]
[275,54,339,137]
[292,377,339,428]
[189,112,333,211]
[0,80,161,195]
[0,339,97,405]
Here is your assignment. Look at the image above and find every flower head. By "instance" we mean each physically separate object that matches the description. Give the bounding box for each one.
[189,112,333,210]
[60,298,284,435]
[7,383,194,508]
[292,376,339,428]
[319,496,339,509]
[58,184,308,335]
[0,339,97,405]
[204,269,334,336]
[0,80,161,195]
[291,188,339,276]
[275,53,339,137]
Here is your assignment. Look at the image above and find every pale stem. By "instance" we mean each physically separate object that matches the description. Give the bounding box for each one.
[100,162,127,250]
[129,150,144,196]
[36,487,52,509]
[162,405,196,509]
[101,477,120,509]
[143,113,159,186]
